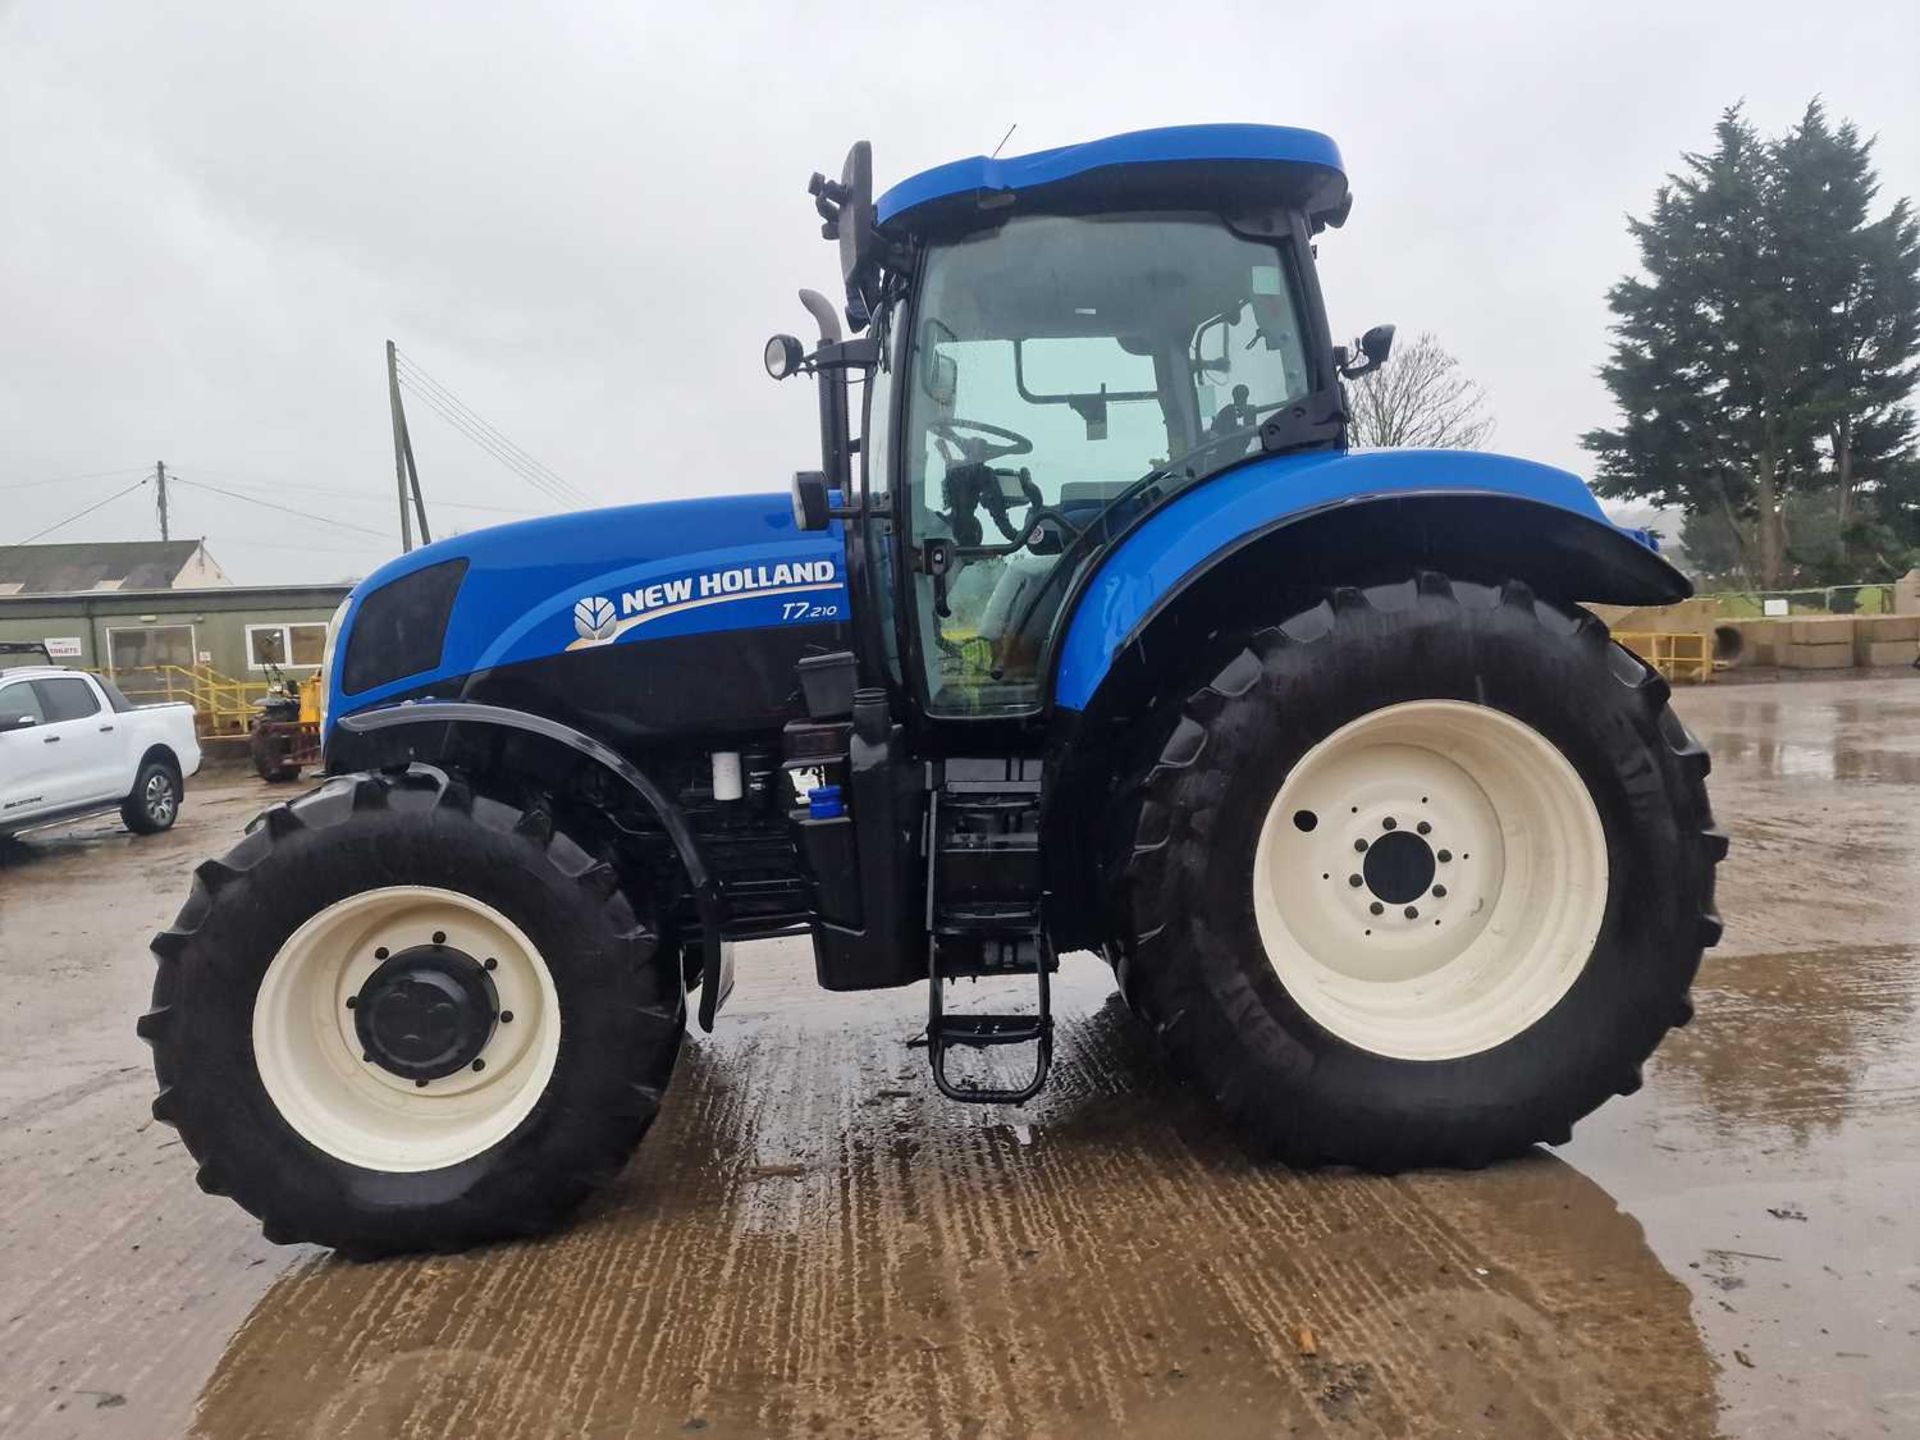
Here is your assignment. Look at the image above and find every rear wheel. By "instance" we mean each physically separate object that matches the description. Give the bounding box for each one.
[140,764,683,1255]
[1107,574,1724,1170]
[122,759,180,834]
[250,720,301,782]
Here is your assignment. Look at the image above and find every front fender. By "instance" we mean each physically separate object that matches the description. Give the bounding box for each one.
[330,700,732,1029]
[1050,448,1688,711]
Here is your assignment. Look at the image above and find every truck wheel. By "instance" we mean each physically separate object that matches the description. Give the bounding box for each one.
[122,759,181,834]
[1107,574,1724,1171]
[139,764,683,1255]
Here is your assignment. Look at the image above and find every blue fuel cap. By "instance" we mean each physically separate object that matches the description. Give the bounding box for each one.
[808,785,844,820]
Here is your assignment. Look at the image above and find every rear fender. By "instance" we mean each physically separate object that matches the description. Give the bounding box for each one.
[1049,448,1688,713]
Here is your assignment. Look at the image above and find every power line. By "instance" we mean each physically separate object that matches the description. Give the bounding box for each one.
[393,369,580,507]
[0,465,150,493]
[393,352,586,502]
[396,377,582,509]
[0,477,150,552]
[184,471,537,515]
[392,350,590,507]
[167,476,393,540]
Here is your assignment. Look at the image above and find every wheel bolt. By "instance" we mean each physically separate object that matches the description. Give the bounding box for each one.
[1382,817,1397,831]
[1348,874,1364,888]
[362,1051,373,1063]
[1433,884,1448,898]
[1369,901,1383,916]
[1416,820,1431,835]
[1437,850,1452,863]
[374,947,389,960]
[1404,906,1419,920]
[471,1058,486,1072]
[344,995,358,1010]
[414,1078,428,1088]
[432,931,447,946]
[499,1010,514,1024]
[483,957,498,971]
[1353,838,1368,853]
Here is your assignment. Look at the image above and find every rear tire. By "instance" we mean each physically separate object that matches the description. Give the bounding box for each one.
[139,764,684,1255]
[250,722,301,782]
[122,759,180,834]
[1106,574,1724,1170]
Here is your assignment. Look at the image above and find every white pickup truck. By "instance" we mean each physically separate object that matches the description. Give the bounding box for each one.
[0,644,203,839]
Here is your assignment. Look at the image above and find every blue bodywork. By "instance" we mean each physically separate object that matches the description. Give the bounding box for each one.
[877,123,1349,230]
[1051,449,1670,712]
[326,493,848,736]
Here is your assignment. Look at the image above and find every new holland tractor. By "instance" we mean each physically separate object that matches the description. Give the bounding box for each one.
[141,125,1724,1255]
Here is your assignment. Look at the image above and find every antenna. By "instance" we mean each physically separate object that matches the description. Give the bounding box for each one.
[990,123,1018,159]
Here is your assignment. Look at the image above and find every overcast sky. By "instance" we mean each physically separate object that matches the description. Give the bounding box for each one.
[3,1,1916,584]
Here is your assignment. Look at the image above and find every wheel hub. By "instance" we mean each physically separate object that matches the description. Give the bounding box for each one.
[353,944,498,1081]
[1360,828,1436,904]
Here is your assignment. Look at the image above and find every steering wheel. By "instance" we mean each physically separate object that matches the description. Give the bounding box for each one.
[928,417,1033,464]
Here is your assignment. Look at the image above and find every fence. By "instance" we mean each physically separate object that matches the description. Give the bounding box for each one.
[1704,583,1898,617]
[107,664,271,737]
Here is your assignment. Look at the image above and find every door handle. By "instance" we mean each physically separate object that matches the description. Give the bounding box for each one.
[99,725,115,732]
[43,735,61,743]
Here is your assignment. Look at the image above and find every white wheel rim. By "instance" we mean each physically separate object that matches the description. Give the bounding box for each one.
[146,773,176,823]
[1251,700,1608,1061]
[252,886,562,1171]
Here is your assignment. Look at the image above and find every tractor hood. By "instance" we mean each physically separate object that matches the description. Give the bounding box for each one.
[327,492,850,731]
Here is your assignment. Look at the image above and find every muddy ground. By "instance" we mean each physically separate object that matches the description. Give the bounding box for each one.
[0,673,1914,1439]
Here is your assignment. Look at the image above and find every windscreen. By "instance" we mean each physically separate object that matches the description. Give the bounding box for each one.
[902,212,1312,715]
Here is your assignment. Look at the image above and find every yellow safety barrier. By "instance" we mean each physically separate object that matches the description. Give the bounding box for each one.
[102,663,275,736]
[1613,631,1712,684]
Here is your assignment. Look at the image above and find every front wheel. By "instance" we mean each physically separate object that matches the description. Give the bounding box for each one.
[139,765,684,1255]
[1107,574,1725,1170]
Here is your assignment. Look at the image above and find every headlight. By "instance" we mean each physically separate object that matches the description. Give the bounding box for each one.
[316,596,351,733]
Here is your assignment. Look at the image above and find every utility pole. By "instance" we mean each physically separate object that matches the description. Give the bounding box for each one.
[387,342,414,552]
[155,461,169,541]
[386,341,432,552]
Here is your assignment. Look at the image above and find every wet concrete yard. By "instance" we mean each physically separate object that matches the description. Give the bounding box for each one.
[0,674,1914,1438]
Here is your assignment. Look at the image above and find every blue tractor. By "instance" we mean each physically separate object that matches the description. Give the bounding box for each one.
[142,125,1724,1255]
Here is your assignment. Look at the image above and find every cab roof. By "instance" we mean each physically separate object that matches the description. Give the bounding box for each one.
[876,124,1349,235]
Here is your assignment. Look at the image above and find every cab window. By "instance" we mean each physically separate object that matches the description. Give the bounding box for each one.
[0,683,47,727]
[901,212,1312,715]
[35,677,101,722]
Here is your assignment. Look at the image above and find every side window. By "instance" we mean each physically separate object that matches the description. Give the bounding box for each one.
[1193,262,1311,436]
[0,683,47,727]
[34,677,102,722]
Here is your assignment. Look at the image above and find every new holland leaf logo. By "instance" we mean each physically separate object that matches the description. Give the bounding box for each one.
[574,596,618,642]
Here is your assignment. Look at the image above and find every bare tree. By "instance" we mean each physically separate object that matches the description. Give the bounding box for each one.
[1345,332,1496,449]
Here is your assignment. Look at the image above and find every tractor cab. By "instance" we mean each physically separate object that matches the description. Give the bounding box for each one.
[778,126,1371,721]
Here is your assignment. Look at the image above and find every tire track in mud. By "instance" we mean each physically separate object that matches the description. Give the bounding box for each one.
[184,950,1718,1439]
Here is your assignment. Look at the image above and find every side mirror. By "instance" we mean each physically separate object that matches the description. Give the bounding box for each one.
[4,714,36,731]
[791,471,831,531]
[809,141,878,332]
[1338,324,1396,380]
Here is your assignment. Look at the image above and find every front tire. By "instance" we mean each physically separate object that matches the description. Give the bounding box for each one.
[139,764,684,1255]
[1107,574,1724,1171]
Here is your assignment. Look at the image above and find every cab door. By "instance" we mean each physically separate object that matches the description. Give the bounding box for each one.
[0,679,59,823]
[33,676,121,804]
